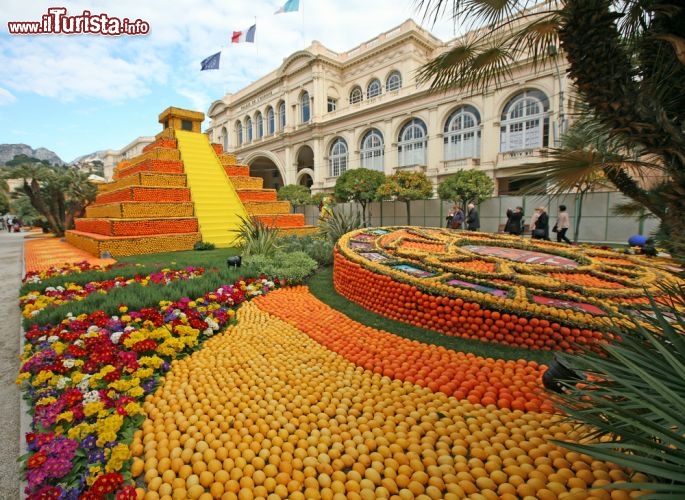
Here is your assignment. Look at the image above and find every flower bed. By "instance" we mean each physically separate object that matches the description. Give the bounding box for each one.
[17,266,282,499]
[20,267,205,319]
[335,227,683,352]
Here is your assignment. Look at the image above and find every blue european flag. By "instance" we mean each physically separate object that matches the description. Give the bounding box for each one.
[200,52,220,71]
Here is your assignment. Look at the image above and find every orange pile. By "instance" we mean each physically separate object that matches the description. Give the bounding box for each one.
[255,287,550,413]
[132,299,645,500]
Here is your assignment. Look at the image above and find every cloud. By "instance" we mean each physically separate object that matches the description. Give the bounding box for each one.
[1,0,456,103]
[0,87,17,105]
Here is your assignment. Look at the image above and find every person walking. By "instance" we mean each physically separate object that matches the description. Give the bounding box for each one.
[465,203,480,231]
[446,204,464,229]
[532,207,550,240]
[505,207,523,236]
[555,205,572,244]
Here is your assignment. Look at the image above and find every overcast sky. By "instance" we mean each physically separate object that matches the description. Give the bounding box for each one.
[0,0,462,162]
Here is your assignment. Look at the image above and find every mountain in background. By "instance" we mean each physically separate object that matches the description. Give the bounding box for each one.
[0,144,64,166]
[70,150,109,165]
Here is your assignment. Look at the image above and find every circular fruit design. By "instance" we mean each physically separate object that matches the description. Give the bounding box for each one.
[334,227,683,351]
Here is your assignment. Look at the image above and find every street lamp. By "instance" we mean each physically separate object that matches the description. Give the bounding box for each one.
[548,44,566,145]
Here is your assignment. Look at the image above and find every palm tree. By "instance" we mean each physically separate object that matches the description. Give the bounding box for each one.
[4,160,97,236]
[415,0,685,257]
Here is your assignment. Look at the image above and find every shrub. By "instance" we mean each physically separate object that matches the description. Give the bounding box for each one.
[243,251,317,285]
[278,234,334,267]
[193,241,216,251]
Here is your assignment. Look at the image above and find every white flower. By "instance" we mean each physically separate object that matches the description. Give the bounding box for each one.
[56,377,70,389]
[83,390,100,403]
[87,325,99,333]
[47,335,59,343]
[202,328,214,336]
[77,375,92,391]
[110,331,124,344]
[62,359,75,368]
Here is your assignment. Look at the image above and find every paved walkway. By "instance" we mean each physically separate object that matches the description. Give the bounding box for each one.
[0,232,115,499]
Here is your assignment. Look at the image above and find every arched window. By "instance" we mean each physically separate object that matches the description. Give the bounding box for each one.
[398,118,427,167]
[266,106,275,135]
[235,120,243,147]
[278,101,286,130]
[444,106,481,160]
[500,89,550,152]
[360,129,384,171]
[329,137,348,177]
[245,116,253,143]
[255,112,263,139]
[349,86,363,104]
[300,91,310,123]
[221,126,228,151]
[386,71,402,92]
[367,79,381,99]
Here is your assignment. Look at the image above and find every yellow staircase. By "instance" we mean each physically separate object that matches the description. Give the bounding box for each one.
[175,130,248,247]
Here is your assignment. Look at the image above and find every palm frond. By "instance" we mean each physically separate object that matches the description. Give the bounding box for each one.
[417,38,515,92]
[548,281,685,494]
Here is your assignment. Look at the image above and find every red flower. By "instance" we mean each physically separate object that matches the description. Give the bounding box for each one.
[27,451,47,469]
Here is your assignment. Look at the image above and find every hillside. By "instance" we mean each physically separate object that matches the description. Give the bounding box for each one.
[0,144,64,166]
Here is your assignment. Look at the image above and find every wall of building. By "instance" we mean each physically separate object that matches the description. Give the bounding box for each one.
[296,191,659,246]
[206,17,569,196]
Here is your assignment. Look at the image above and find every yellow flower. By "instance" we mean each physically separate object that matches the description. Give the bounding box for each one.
[83,401,105,417]
[57,411,74,423]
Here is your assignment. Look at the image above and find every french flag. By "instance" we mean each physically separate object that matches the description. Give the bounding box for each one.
[231,24,256,43]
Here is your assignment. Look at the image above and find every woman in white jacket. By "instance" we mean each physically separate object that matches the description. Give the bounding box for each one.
[555,205,572,244]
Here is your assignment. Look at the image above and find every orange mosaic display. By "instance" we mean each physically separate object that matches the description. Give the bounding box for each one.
[95,186,191,204]
[237,189,278,203]
[334,227,683,353]
[75,218,198,237]
[66,107,317,257]
[113,159,185,180]
[142,137,177,152]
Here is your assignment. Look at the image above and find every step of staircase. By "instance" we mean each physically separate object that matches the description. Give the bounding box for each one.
[243,201,292,215]
[65,230,200,257]
[252,213,306,227]
[97,172,187,194]
[96,186,191,204]
[237,189,278,202]
[75,217,198,237]
[86,202,195,219]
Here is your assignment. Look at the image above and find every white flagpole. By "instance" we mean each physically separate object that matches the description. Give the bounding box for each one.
[301,1,305,49]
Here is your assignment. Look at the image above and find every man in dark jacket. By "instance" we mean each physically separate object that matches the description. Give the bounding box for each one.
[466,203,480,231]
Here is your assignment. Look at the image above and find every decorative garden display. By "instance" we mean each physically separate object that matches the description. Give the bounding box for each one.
[66,107,316,257]
[334,227,683,352]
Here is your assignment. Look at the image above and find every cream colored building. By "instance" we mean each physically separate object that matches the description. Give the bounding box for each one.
[101,136,155,181]
[206,15,571,196]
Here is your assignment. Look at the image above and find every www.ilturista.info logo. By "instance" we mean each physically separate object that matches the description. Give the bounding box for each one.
[7,8,150,36]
